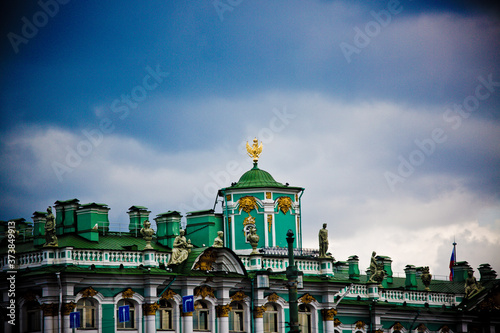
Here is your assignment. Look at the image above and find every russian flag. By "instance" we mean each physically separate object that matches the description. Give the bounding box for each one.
[449,246,456,281]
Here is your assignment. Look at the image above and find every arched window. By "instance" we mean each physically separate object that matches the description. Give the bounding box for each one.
[117,299,135,329]
[158,299,173,330]
[243,224,255,243]
[77,298,96,329]
[263,303,278,333]
[26,301,41,332]
[193,300,209,331]
[298,304,311,333]
[229,302,244,332]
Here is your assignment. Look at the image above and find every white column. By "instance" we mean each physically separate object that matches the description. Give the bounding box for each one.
[218,316,229,333]
[62,314,70,333]
[182,312,193,333]
[254,316,264,333]
[144,314,156,333]
[324,319,334,333]
[44,315,55,333]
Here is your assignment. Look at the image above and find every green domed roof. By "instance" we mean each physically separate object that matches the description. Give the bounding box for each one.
[227,163,298,189]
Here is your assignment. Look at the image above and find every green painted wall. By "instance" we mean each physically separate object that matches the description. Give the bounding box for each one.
[186,212,223,248]
[102,303,115,333]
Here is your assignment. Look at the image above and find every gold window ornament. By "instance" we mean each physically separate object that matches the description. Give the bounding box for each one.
[277,196,292,214]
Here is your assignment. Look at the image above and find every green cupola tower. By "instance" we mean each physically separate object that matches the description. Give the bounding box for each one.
[219,138,304,254]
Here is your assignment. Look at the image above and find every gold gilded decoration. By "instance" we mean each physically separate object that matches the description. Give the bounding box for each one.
[231,291,248,302]
[228,217,231,227]
[182,311,193,317]
[246,138,263,163]
[266,192,272,199]
[321,308,337,321]
[298,293,317,304]
[277,196,292,214]
[375,330,384,333]
[392,323,404,331]
[41,303,58,317]
[239,196,258,214]
[267,292,279,303]
[267,215,272,233]
[80,286,98,298]
[334,318,341,327]
[160,289,177,301]
[143,303,160,315]
[295,194,298,201]
[62,302,76,315]
[355,321,366,329]
[122,288,135,299]
[243,216,256,226]
[226,195,231,201]
[216,304,232,317]
[254,305,266,318]
[194,249,217,271]
[194,285,215,300]
[439,325,450,333]
[417,324,427,332]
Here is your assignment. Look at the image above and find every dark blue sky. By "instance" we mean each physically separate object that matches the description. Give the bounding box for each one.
[1,0,499,276]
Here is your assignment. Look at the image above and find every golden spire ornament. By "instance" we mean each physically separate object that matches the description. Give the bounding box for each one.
[246,138,263,163]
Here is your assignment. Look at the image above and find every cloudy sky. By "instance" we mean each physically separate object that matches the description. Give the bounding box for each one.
[1,0,499,278]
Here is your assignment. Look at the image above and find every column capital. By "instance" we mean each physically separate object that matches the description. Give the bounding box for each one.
[321,308,337,321]
[142,303,160,316]
[62,301,76,315]
[216,304,232,317]
[253,305,266,318]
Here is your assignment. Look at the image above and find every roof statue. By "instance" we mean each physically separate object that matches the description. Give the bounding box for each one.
[246,138,263,163]
[212,231,224,248]
[140,220,154,250]
[168,229,193,265]
[43,206,58,247]
[318,223,329,258]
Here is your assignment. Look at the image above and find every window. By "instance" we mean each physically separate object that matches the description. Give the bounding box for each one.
[158,299,173,330]
[243,224,255,243]
[26,302,41,332]
[263,303,278,333]
[117,300,135,329]
[229,302,244,332]
[77,298,96,329]
[193,301,209,331]
[298,304,311,333]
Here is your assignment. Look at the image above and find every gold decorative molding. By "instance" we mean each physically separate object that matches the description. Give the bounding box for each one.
[417,324,427,332]
[392,323,404,331]
[277,196,292,214]
[226,195,231,201]
[295,194,298,201]
[230,291,248,302]
[80,286,98,298]
[181,311,193,317]
[375,330,384,333]
[194,285,215,300]
[41,303,58,317]
[477,290,500,310]
[143,303,160,316]
[62,302,76,316]
[228,217,231,227]
[266,192,272,199]
[254,305,266,318]
[334,318,341,327]
[243,215,256,226]
[194,249,217,271]
[298,293,317,304]
[160,288,178,301]
[267,215,272,233]
[122,288,135,299]
[355,320,366,329]
[216,304,232,317]
[267,292,280,303]
[439,325,450,333]
[321,308,337,321]
[239,196,257,214]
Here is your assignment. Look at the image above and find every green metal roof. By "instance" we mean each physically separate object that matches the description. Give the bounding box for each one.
[223,163,303,190]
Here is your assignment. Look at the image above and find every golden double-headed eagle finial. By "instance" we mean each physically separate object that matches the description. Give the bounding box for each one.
[246,138,263,163]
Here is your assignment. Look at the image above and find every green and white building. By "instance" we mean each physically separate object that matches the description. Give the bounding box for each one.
[1,152,499,333]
